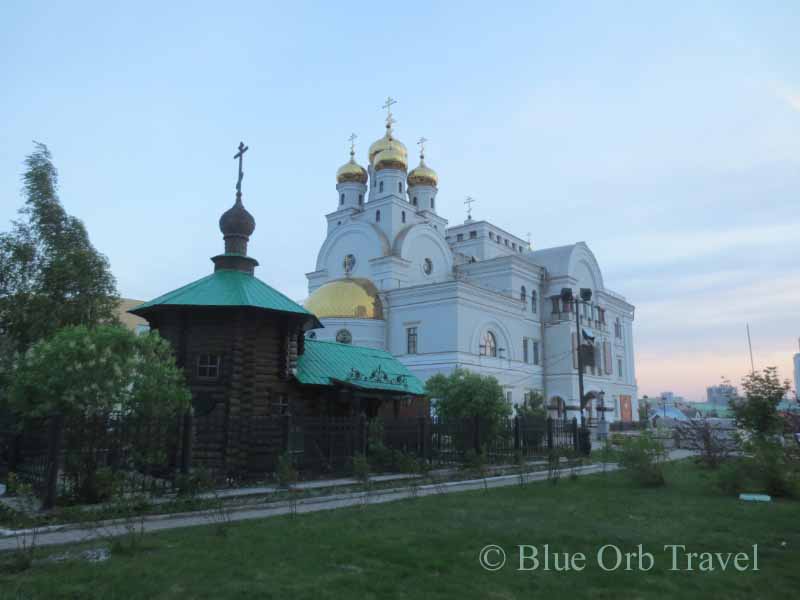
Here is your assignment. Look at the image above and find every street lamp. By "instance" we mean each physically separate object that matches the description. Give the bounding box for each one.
[560,287,593,425]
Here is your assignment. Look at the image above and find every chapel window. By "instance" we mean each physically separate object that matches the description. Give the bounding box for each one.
[196,354,221,379]
[402,211,406,223]
[379,181,384,193]
[376,210,381,222]
[340,193,345,205]
[399,182,403,193]
[412,197,418,207]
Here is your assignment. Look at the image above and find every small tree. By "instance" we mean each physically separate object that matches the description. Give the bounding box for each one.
[426,368,511,444]
[515,391,546,420]
[731,367,789,439]
[0,143,118,356]
[8,325,190,502]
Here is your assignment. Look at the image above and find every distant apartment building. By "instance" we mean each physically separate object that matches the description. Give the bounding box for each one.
[793,338,800,400]
[706,384,738,407]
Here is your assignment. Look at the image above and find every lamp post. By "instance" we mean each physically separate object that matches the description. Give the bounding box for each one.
[598,390,608,440]
[561,287,593,426]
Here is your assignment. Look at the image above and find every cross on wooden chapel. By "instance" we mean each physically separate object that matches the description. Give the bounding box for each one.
[234,141,249,199]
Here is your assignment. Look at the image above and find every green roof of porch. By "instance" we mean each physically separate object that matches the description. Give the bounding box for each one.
[297,340,425,395]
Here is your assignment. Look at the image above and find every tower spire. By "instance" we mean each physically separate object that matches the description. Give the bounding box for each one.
[213,141,258,275]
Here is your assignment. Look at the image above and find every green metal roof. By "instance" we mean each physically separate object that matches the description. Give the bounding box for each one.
[130,269,320,326]
[297,339,425,395]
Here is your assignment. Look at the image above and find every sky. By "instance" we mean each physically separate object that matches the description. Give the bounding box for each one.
[1,1,799,401]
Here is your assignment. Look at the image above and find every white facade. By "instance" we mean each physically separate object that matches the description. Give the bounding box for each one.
[304,116,638,422]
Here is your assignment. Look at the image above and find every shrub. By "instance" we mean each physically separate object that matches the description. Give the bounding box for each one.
[619,432,666,487]
[717,461,748,496]
[352,453,370,484]
[176,468,214,498]
[748,439,799,499]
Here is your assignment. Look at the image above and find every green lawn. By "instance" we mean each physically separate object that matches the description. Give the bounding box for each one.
[1,462,798,599]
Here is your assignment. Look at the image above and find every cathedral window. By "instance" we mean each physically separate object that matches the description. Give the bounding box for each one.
[531,290,537,313]
[412,196,418,207]
[196,354,221,379]
[523,337,529,363]
[489,232,494,240]
[379,181,384,193]
[551,297,560,314]
[358,194,363,205]
[469,230,477,239]
[343,254,356,274]
[479,331,497,357]
[398,182,403,193]
[457,233,464,242]
[533,340,540,365]
[615,317,622,338]
[406,326,418,354]
[431,197,435,210]
[340,193,344,205]
[520,285,527,304]
[402,211,406,223]
[423,258,433,275]
[376,210,381,222]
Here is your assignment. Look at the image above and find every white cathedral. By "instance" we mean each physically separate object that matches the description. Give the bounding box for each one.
[304,103,639,423]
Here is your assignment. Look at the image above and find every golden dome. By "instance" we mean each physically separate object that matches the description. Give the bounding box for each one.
[374,140,408,172]
[369,130,408,165]
[407,158,438,187]
[336,156,367,184]
[304,278,384,320]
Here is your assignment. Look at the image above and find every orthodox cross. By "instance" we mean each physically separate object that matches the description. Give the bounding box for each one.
[233,141,249,199]
[417,136,428,158]
[382,96,397,129]
[348,133,357,157]
[464,196,476,220]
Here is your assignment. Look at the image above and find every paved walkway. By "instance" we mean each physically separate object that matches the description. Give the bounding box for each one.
[0,450,695,553]
[0,463,618,552]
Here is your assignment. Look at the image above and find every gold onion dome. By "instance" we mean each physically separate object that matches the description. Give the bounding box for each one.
[369,131,408,165]
[303,278,384,320]
[408,157,438,187]
[336,154,367,184]
[373,140,407,172]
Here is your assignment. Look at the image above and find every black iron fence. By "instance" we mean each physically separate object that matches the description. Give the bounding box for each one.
[0,412,589,507]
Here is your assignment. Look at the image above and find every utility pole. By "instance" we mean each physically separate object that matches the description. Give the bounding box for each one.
[561,287,593,426]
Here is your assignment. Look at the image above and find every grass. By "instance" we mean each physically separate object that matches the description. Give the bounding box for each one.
[1,461,798,599]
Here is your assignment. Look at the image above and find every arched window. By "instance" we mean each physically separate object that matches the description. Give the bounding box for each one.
[379,181,384,193]
[358,194,363,205]
[431,197,435,210]
[340,193,345,205]
[398,182,403,193]
[412,197,418,207]
[520,285,527,304]
[480,330,497,357]
[376,210,381,222]
[531,290,537,313]
[401,211,406,223]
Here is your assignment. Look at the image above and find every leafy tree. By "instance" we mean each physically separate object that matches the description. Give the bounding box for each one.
[8,325,190,419]
[730,367,789,439]
[426,368,511,442]
[514,390,547,419]
[0,143,118,356]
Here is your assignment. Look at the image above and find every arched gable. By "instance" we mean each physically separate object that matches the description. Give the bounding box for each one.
[392,223,453,283]
[315,222,391,276]
[568,243,605,291]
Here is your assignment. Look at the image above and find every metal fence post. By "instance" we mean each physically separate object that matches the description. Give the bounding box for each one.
[514,417,521,452]
[572,417,579,452]
[547,417,554,450]
[43,413,64,510]
[180,411,193,475]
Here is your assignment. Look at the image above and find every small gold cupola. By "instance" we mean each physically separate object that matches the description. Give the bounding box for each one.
[336,135,367,184]
[407,137,438,187]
